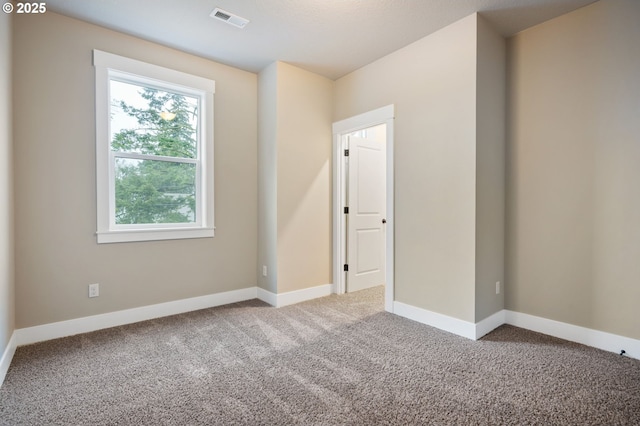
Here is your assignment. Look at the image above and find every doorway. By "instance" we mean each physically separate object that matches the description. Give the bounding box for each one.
[332,105,394,313]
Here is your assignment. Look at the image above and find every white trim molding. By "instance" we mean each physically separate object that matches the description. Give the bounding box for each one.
[256,287,277,307]
[333,105,395,133]
[1,283,333,387]
[257,284,333,308]
[4,288,638,391]
[505,310,640,360]
[475,310,506,340]
[393,302,640,360]
[394,301,477,340]
[93,49,216,244]
[14,287,257,347]
[332,104,395,313]
[0,333,17,388]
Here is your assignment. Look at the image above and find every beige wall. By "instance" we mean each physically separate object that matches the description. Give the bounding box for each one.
[506,0,640,339]
[0,12,14,353]
[257,63,278,293]
[275,62,333,293]
[13,12,258,328]
[258,62,333,294]
[8,1,636,344]
[475,15,506,322]
[335,15,480,322]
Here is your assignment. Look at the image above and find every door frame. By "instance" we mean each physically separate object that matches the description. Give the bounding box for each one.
[332,104,395,313]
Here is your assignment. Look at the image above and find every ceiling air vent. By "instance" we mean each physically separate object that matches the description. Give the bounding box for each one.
[210,8,249,29]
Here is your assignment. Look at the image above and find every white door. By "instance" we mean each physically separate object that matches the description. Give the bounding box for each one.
[346,133,386,292]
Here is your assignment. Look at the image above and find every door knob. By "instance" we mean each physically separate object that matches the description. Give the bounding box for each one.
[382,219,387,224]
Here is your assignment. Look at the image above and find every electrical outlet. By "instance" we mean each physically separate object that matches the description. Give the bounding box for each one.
[262,265,267,277]
[496,281,501,295]
[89,283,100,298]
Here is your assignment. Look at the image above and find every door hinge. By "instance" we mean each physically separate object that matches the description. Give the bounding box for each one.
[344,149,349,157]
[343,264,349,272]
[344,207,349,214]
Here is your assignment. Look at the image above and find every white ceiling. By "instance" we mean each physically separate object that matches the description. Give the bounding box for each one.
[45,0,597,80]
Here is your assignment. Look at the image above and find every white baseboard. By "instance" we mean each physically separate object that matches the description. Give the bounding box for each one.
[277,284,333,307]
[505,310,640,360]
[258,284,333,308]
[14,287,258,347]
[392,303,640,360]
[393,301,477,340]
[475,310,506,339]
[0,332,17,388]
[11,283,336,349]
[256,287,277,306]
[5,287,638,390]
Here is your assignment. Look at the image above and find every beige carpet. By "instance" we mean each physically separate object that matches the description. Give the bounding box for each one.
[1,286,639,425]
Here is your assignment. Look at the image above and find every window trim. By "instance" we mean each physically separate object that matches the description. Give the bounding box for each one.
[93,49,215,244]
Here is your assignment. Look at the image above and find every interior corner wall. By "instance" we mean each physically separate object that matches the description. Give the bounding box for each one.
[334,15,478,322]
[0,11,15,354]
[474,15,506,322]
[274,62,334,294]
[506,0,640,339]
[257,63,278,293]
[13,12,258,328]
[257,62,334,296]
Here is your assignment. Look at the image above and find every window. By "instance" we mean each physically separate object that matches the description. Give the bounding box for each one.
[93,50,215,243]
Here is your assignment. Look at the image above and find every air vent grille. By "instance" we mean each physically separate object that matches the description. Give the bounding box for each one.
[210,8,249,29]
[214,11,231,21]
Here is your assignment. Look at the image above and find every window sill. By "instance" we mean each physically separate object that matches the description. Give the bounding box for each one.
[96,227,215,244]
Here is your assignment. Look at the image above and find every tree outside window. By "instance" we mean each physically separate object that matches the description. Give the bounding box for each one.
[93,49,214,244]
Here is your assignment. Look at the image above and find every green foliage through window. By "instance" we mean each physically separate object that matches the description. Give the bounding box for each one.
[110,82,199,225]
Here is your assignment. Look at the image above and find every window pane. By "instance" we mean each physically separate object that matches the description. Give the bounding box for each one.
[115,158,196,225]
[110,80,198,159]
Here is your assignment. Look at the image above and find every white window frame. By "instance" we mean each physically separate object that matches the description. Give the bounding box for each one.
[93,49,215,244]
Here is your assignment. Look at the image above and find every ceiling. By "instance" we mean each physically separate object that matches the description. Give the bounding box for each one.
[45,0,597,80]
